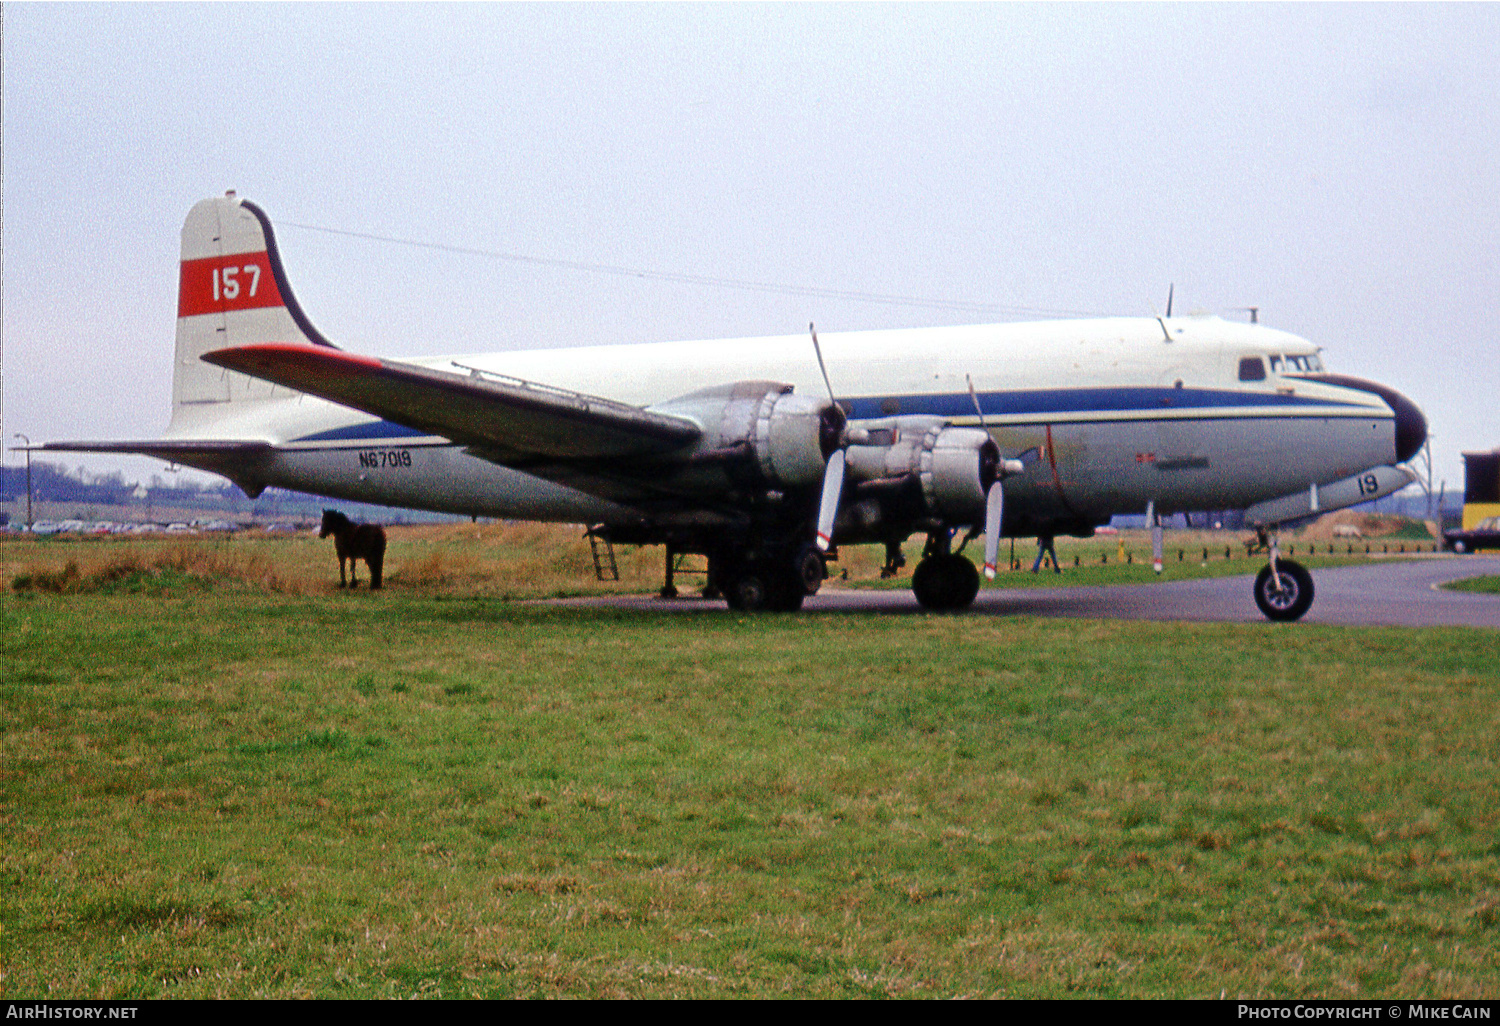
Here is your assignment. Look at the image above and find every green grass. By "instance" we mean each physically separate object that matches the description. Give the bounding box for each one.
[1444,575,1500,595]
[837,532,1438,592]
[847,553,1383,592]
[3,585,1497,998]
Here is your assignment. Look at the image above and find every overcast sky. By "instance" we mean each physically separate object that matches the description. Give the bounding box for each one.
[4,3,1496,496]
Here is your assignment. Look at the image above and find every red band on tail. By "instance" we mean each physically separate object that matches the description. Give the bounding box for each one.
[179,253,284,317]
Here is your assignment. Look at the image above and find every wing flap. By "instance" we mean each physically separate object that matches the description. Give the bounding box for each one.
[202,343,701,462]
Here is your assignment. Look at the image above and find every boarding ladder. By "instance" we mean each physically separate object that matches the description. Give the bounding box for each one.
[585,526,619,582]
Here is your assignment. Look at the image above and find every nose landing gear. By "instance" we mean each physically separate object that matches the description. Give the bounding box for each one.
[1253,529,1315,621]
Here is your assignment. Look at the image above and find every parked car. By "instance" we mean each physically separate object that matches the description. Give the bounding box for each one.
[194,520,239,532]
[1444,516,1500,553]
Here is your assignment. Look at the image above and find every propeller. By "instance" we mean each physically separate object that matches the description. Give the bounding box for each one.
[815,448,845,550]
[967,374,1006,579]
[811,324,846,551]
[1151,285,1175,342]
[982,478,1004,579]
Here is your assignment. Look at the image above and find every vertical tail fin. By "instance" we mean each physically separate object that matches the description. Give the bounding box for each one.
[171,192,336,417]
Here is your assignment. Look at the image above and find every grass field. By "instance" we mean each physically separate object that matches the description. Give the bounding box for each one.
[2,531,1496,998]
[0,521,1444,601]
[1444,575,1500,596]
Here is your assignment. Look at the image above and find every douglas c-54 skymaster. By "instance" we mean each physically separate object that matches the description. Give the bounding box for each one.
[44,193,1428,620]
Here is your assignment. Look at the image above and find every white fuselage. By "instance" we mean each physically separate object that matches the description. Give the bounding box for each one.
[165,314,1406,532]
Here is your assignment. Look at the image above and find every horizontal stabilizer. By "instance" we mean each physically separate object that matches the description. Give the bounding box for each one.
[37,440,278,498]
[203,343,702,464]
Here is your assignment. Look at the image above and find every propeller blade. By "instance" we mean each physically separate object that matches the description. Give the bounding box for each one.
[810,323,836,403]
[966,373,989,431]
[982,480,1004,579]
[815,448,846,551]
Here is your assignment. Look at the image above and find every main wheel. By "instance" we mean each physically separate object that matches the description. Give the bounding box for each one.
[723,565,806,612]
[912,554,981,612]
[1254,560,1315,622]
[1453,539,1469,554]
[793,543,826,596]
[724,572,769,612]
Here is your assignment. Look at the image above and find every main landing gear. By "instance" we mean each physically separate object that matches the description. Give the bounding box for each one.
[710,529,984,613]
[910,531,981,612]
[1252,528,1315,622]
[711,540,826,613]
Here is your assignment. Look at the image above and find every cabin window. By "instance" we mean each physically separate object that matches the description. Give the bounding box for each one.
[1238,357,1267,381]
[1269,355,1283,374]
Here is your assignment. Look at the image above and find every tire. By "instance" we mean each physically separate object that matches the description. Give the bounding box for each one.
[1254,560,1315,622]
[1453,539,1469,554]
[724,567,806,613]
[911,560,940,609]
[912,554,981,612]
[951,555,981,609]
[724,572,769,612]
[793,543,826,596]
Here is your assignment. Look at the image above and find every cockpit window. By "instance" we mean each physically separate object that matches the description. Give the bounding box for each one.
[1278,354,1324,373]
[1238,356,1267,381]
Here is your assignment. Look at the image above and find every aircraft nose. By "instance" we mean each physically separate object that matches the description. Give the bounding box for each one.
[1387,385,1428,463]
[1301,373,1427,463]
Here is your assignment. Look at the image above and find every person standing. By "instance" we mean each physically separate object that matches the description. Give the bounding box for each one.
[1032,532,1061,574]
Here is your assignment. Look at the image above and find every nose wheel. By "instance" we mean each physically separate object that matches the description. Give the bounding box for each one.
[1254,559,1314,621]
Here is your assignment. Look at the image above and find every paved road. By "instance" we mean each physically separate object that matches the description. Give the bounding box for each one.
[556,555,1500,628]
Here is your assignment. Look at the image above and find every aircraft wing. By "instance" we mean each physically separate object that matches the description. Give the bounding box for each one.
[202,343,702,464]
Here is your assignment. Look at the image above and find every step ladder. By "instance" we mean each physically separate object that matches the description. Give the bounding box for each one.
[585,527,619,582]
[661,548,711,598]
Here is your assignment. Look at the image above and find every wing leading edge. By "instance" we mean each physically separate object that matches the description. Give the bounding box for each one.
[202,343,702,464]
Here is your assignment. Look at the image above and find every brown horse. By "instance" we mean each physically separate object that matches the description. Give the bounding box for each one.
[320,510,386,589]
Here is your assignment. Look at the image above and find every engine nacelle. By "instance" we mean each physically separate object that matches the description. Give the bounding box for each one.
[920,425,1002,523]
[650,382,844,490]
[844,417,1001,525]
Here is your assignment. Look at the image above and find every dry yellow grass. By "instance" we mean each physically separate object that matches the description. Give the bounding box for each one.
[7,542,294,594]
[3,516,1440,602]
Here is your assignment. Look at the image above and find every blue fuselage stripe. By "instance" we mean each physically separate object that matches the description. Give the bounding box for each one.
[840,386,1366,421]
[295,421,431,442]
[289,386,1373,443]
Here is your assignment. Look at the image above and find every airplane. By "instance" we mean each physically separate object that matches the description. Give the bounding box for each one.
[42,192,1428,620]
